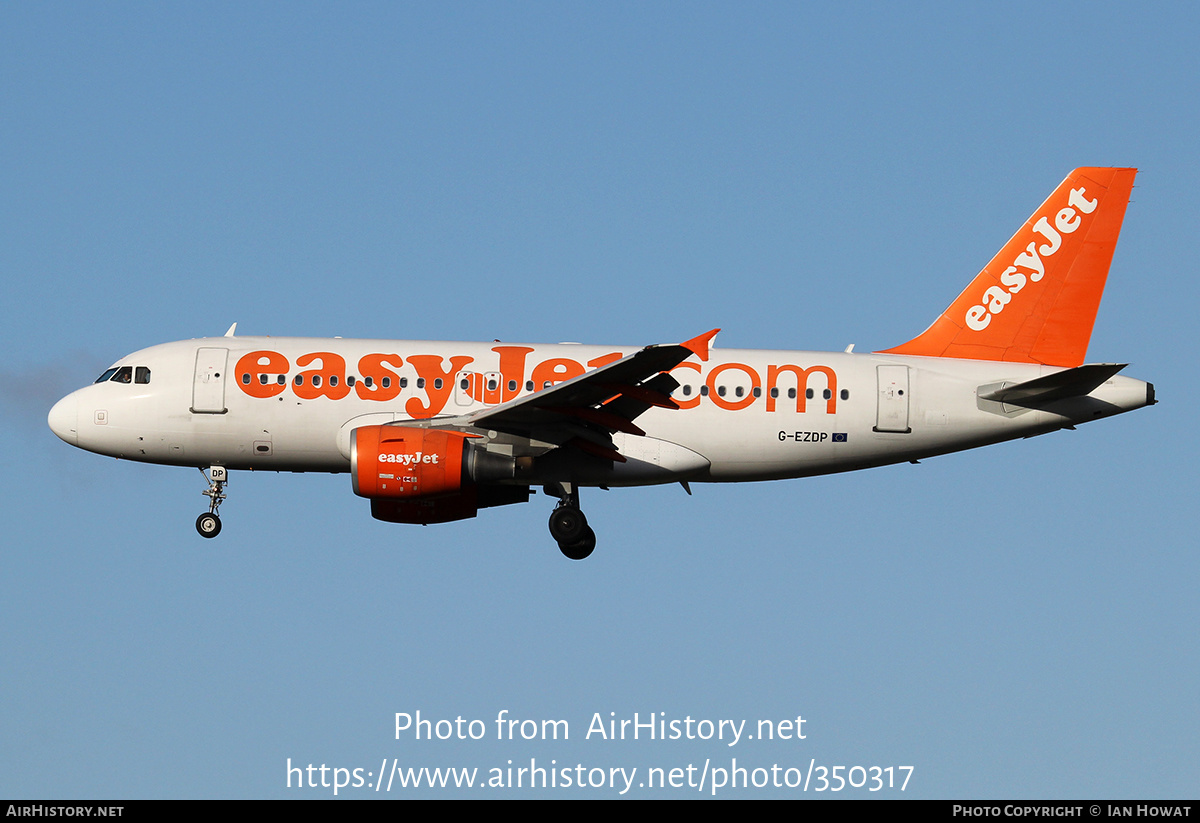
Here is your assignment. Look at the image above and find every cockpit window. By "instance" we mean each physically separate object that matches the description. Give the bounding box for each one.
[95,365,146,384]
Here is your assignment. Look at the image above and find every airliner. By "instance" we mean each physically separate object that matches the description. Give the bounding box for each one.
[48,168,1154,559]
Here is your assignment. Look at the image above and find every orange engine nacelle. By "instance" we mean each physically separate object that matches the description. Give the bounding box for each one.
[350,425,526,525]
[351,425,474,499]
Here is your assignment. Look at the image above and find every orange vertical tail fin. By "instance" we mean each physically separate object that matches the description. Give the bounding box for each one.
[880,167,1136,367]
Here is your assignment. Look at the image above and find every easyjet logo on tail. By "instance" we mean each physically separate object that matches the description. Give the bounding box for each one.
[964,185,1098,332]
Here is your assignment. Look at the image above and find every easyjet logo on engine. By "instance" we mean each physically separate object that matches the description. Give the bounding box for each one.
[964,185,1098,332]
[379,452,439,466]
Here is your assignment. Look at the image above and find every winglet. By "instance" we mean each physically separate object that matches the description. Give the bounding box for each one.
[224,322,238,338]
[681,328,720,362]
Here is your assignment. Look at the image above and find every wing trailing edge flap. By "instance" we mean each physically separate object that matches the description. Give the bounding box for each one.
[978,363,1128,407]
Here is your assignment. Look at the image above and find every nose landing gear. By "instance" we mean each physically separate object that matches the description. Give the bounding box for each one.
[196,466,227,538]
[546,483,596,560]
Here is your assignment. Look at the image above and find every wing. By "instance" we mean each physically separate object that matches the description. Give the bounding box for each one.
[442,329,718,463]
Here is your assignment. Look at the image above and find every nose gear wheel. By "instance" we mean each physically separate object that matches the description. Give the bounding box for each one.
[196,466,227,538]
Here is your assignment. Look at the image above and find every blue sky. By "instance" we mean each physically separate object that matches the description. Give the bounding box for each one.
[2,2,1196,798]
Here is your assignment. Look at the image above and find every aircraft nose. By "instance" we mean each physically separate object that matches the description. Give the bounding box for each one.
[48,392,79,445]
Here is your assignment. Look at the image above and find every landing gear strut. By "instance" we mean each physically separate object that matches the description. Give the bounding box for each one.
[196,466,227,538]
[546,483,596,560]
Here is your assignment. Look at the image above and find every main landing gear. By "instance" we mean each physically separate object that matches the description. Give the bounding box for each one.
[196,466,227,538]
[546,482,596,560]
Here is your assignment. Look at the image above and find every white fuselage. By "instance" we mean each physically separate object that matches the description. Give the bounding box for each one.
[47,335,1153,487]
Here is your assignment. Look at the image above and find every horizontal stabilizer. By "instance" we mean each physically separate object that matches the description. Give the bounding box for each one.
[979,363,1127,407]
